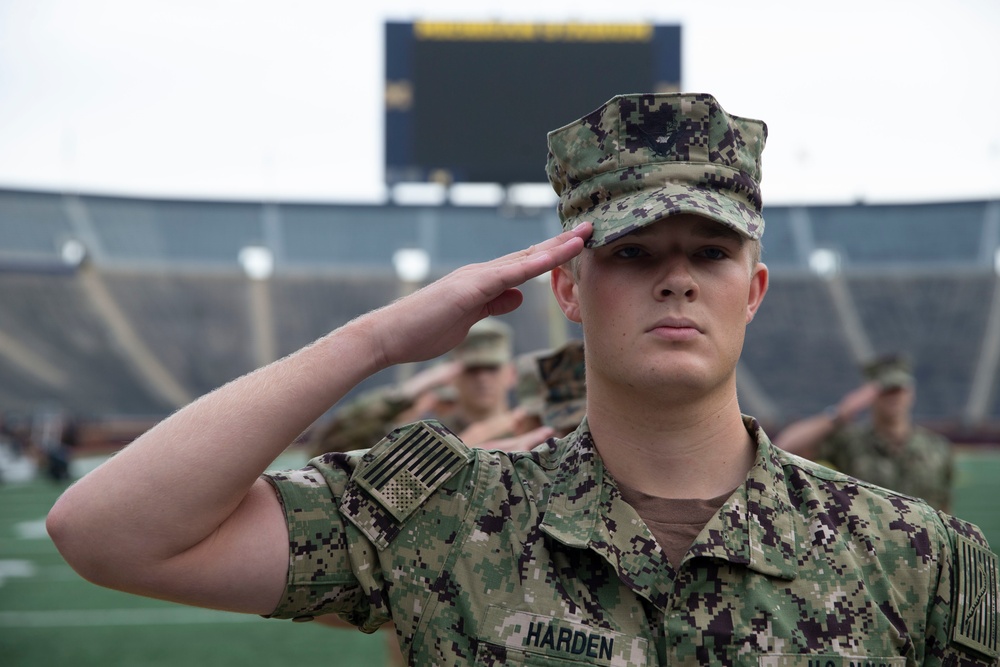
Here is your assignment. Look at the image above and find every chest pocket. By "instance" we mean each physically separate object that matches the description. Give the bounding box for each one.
[475,605,651,667]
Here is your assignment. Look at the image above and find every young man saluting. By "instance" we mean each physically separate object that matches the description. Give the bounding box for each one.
[48,93,997,666]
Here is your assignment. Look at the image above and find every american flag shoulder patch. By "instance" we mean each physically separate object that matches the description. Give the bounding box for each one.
[355,420,473,523]
[953,533,999,658]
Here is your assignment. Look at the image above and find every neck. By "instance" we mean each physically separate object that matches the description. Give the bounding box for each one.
[873,413,911,445]
[458,403,505,424]
[586,378,755,499]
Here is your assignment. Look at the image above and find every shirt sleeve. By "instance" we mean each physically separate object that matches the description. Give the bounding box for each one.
[924,513,999,666]
[816,426,851,470]
[262,451,381,627]
[261,421,479,634]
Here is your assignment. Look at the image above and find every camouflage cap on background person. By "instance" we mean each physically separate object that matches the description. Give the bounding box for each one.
[863,354,914,390]
[433,384,458,404]
[514,351,546,419]
[536,339,586,432]
[452,319,513,368]
[546,92,767,247]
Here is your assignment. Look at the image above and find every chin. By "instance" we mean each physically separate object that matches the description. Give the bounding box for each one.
[628,365,707,395]
[650,361,734,396]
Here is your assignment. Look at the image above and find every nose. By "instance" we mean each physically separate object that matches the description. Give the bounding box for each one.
[656,259,697,301]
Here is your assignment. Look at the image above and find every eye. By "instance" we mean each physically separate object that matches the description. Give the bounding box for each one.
[697,246,729,261]
[612,245,648,259]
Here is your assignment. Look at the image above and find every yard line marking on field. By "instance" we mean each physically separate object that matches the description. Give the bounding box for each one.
[14,519,49,539]
[37,563,81,581]
[0,607,263,627]
[0,538,56,554]
[0,559,36,586]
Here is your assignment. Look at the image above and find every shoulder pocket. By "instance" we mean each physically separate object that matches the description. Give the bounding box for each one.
[340,420,473,549]
[952,532,999,659]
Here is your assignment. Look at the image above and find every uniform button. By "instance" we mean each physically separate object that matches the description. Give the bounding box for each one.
[292,615,315,623]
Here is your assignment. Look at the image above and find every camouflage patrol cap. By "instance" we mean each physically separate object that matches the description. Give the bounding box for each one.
[453,319,513,368]
[537,339,586,432]
[863,354,914,390]
[433,384,458,404]
[515,351,545,418]
[546,92,767,247]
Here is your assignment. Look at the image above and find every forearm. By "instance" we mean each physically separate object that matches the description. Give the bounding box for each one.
[776,382,878,459]
[773,413,839,458]
[46,221,590,608]
[48,317,383,574]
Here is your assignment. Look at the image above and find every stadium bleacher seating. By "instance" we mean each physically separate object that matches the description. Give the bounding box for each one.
[0,270,171,415]
[83,196,264,265]
[756,205,799,267]
[99,270,255,397]
[281,204,422,267]
[809,202,987,265]
[0,190,74,264]
[741,274,859,418]
[1,187,998,438]
[848,271,995,422]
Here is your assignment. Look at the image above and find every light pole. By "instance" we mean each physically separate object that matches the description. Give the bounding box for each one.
[392,248,430,381]
[239,246,276,369]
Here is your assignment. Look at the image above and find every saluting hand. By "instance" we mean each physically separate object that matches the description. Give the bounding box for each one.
[365,222,591,369]
[835,381,881,424]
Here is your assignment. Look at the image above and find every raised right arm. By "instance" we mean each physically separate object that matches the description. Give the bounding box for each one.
[774,381,879,458]
[46,223,590,616]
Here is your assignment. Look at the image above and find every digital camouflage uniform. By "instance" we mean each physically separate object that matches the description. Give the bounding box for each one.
[264,416,998,666]
[818,356,955,512]
[819,424,954,513]
[433,318,515,438]
[536,339,586,433]
[264,94,997,665]
[307,320,514,456]
[307,385,418,457]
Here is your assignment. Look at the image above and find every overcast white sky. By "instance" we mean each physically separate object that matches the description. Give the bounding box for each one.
[1,0,998,206]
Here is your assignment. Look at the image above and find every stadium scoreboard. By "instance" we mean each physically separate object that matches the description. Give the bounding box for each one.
[385,21,682,187]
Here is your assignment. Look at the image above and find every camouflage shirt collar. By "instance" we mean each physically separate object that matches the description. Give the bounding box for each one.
[540,416,799,583]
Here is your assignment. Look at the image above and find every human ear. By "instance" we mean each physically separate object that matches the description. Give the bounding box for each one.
[746,262,769,324]
[550,264,582,323]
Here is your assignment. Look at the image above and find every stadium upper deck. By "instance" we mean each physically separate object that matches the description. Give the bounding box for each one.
[1,187,999,439]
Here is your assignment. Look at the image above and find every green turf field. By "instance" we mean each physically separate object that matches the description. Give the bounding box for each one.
[0,450,388,667]
[2,447,998,666]
[952,447,1000,547]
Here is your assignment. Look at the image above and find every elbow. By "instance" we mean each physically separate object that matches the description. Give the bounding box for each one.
[46,492,116,587]
[46,493,75,559]
[46,494,89,575]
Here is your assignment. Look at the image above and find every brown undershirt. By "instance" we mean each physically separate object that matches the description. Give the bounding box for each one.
[616,482,735,570]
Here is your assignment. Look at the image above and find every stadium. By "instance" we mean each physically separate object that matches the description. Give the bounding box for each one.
[4,185,1000,664]
[2,187,1000,443]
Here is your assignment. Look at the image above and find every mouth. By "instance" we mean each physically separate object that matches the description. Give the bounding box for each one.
[650,316,702,332]
[648,317,703,341]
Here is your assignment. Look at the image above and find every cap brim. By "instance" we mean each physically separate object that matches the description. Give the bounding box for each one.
[877,370,914,390]
[458,355,508,368]
[563,181,764,248]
